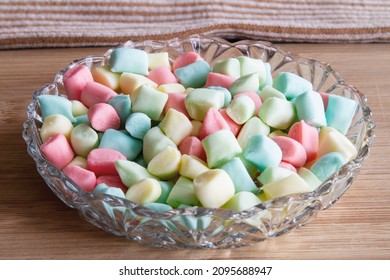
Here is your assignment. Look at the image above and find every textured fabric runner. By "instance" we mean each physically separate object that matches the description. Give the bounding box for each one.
[1,0,390,49]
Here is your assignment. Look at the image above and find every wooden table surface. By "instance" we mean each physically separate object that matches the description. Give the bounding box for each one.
[0,44,389,260]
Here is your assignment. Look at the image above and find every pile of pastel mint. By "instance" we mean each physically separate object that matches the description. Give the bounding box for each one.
[38,47,358,212]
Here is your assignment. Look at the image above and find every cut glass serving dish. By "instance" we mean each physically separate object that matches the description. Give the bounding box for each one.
[23,36,375,249]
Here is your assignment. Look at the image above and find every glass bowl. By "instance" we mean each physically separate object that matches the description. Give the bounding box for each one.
[22,36,375,249]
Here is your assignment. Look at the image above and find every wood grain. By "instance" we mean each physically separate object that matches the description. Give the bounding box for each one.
[0,44,389,260]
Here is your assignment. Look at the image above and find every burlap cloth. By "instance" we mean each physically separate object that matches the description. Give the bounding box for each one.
[1,0,389,49]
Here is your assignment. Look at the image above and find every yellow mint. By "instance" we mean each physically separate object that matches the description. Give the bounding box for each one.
[318,126,357,161]
[70,123,99,157]
[147,52,171,70]
[190,120,202,137]
[92,66,120,91]
[159,108,193,145]
[179,154,209,180]
[119,72,157,96]
[193,169,235,208]
[68,156,88,169]
[261,173,312,200]
[184,87,194,94]
[125,178,162,204]
[40,114,73,142]
[157,83,186,94]
[268,130,288,138]
[71,100,89,117]
[147,146,181,180]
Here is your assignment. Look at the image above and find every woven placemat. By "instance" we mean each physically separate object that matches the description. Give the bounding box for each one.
[1,0,390,49]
